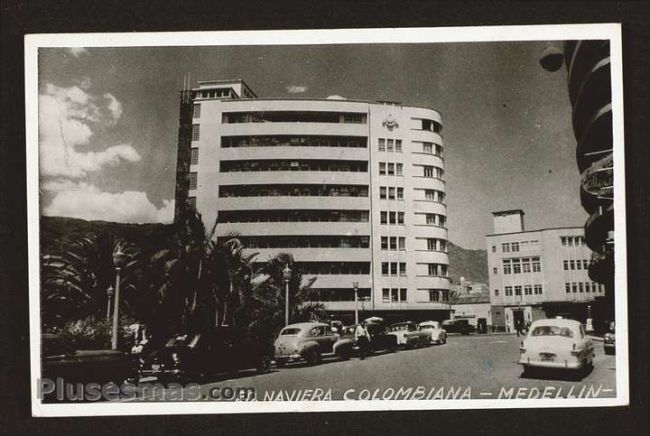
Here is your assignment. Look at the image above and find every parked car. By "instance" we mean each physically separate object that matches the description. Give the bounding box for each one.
[441,319,474,335]
[140,327,271,382]
[387,322,430,348]
[519,318,594,375]
[418,321,447,345]
[274,322,354,366]
[42,334,135,385]
[603,322,615,355]
[342,322,398,355]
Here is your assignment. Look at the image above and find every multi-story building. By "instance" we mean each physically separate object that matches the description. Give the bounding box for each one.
[487,210,604,332]
[174,79,451,324]
[540,40,614,326]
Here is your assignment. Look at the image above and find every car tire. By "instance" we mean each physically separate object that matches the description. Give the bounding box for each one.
[339,348,352,361]
[275,359,287,368]
[604,348,614,356]
[257,355,272,374]
[305,349,320,365]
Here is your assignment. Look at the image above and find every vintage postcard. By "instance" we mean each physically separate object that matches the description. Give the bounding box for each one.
[25,24,627,416]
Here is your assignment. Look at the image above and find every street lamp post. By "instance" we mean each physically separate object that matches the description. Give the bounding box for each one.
[283,264,292,326]
[111,249,128,350]
[106,285,114,323]
[353,281,359,324]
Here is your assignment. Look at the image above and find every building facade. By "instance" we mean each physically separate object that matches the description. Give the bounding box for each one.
[174,79,451,324]
[487,210,604,332]
[449,289,492,332]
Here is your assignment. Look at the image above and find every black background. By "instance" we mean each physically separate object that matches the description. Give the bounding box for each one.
[1,1,649,435]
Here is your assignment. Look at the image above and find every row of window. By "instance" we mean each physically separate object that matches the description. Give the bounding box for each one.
[424,238,448,252]
[294,262,371,275]
[378,162,404,176]
[217,209,370,223]
[377,138,403,152]
[218,184,369,198]
[425,289,450,302]
[305,288,372,302]
[423,213,447,228]
[502,257,541,274]
[193,89,235,102]
[421,165,444,179]
[500,285,544,297]
[221,135,367,148]
[380,211,405,225]
[220,159,368,173]
[492,239,540,253]
[379,186,404,200]
[380,236,406,251]
[565,282,604,293]
[382,288,408,303]
[381,262,407,276]
[234,235,370,249]
[561,236,586,246]
[422,189,446,203]
[420,142,444,157]
[563,259,590,271]
[427,263,449,277]
[221,111,367,124]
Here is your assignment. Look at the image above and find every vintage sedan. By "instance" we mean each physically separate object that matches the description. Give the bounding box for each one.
[387,322,430,348]
[141,327,271,382]
[343,322,398,355]
[519,318,594,375]
[274,322,354,366]
[418,321,448,345]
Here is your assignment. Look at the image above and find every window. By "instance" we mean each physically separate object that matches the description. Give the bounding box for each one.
[585,282,591,292]
[395,140,402,152]
[427,239,437,251]
[389,237,397,250]
[389,211,396,224]
[190,148,199,165]
[503,259,512,274]
[534,285,543,295]
[391,288,399,302]
[423,143,433,154]
[502,243,510,252]
[387,139,394,152]
[400,288,407,301]
[566,283,571,293]
[494,289,499,296]
[492,245,496,253]
[522,258,531,273]
[425,190,436,200]
[388,187,396,199]
[398,237,406,250]
[387,163,395,175]
[381,237,388,250]
[192,124,200,141]
[515,286,522,296]
[579,282,584,292]
[561,236,567,246]
[187,196,196,208]
[423,166,434,177]
[398,212,405,224]
[493,267,498,275]
[382,288,390,302]
[193,104,201,118]
[428,264,438,276]
[512,259,522,274]
[570,260,575,270]
[378,138,386,151]
[399,262,407,276]
[426,214,436,225]
[568,238,573,247]
[511,242,519,252]
[380,211,388,224]
[390,263,398,276]
[381,262,389,275]
[532,257,541,272]
[576,260,582,270]
[379,162,386,175]
[429,290,440,302]
[396,163,403,176]
[524,285,532,295]
[583,259,589,269]
[563,260,569,270]
[188,172,198,190]
[397,187,404,200]
[572,283,578,293]
[505,286,513,297]
[380,187,387,199]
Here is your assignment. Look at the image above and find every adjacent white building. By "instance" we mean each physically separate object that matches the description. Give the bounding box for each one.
[174,79,451,323]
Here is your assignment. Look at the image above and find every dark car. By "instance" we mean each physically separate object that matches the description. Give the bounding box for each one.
[441,319,475,335]
[141,327,271,382]
[346,322,398,354]
[42,334,134,385]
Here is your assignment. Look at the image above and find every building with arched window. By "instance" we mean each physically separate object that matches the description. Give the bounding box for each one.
[174,79,451,323]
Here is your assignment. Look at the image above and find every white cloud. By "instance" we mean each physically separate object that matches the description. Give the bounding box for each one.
[68,47,88,57]
[286,85,307,94]
[43,181,174,224]
[39,83,140,178]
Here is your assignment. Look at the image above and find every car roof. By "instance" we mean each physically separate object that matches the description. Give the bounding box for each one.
[283,322,328,329]
[530,318,582,328]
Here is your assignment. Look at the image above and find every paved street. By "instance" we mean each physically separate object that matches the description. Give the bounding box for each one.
[137,334,616,402]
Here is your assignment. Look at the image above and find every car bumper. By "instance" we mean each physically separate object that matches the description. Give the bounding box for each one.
[519,357,584,369]
[274,353,302,362]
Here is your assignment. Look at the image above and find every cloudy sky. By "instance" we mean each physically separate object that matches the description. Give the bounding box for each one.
[37,39,586,249]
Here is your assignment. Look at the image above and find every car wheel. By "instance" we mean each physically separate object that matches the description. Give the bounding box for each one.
[388,342,397,353]
[339,348,352,361]
[275,359,287,368]
[257,355,272,374]
[305,349,320,365]
[442,336,447,344]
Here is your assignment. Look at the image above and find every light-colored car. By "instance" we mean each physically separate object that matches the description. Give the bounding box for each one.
[419,321,447,345]
[274,322,354,366]
[519,318,594,375]
[387,322,430,348]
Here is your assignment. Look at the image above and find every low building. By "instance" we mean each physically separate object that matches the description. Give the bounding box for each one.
[449,289,492,332]
[487,210,604,332]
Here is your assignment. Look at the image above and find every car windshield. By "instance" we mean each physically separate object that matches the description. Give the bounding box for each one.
[166,334,199,347]
[280,328,302,336]
[530,325,574,338]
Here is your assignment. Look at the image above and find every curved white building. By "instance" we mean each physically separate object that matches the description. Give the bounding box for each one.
[174,79,450,323]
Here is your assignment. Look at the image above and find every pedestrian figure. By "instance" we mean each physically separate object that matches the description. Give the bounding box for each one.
[515,320,524,337]
[355,321,371,359]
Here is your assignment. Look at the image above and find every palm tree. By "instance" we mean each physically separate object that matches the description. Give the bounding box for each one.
[41,232,140,328]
